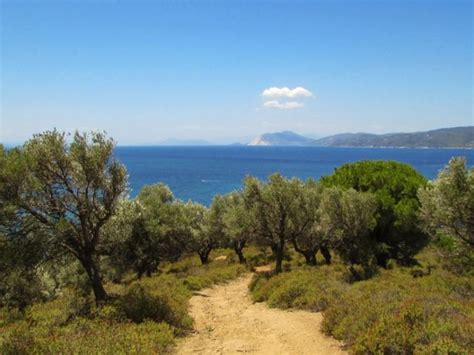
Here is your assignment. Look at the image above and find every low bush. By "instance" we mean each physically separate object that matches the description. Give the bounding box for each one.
[0,318,175,354]
[250,265,348,311]
[118,276,193,333]
[250,248,474,354]
[322,269,474,353]
[0,251,248,353]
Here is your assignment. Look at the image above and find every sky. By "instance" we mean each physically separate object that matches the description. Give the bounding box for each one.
[1,0,472,145]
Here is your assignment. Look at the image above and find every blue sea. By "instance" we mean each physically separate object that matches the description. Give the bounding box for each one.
[115,146,474,205]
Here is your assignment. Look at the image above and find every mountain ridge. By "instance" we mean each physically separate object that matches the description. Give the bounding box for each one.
[248,126,474,148]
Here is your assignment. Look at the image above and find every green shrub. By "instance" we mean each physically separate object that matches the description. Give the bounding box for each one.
[0,318,175,354]
[119,283,184,330]
[0,321,38,354]
[0,270,45,311]
[250,266,348,311]
[322,269,474,353]
[119,284,167,323]
[0,249,248,353]
[250,247,474,354]
[0,307,24,327]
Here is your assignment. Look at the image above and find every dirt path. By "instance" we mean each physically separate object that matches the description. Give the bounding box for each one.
[176,271,346,355]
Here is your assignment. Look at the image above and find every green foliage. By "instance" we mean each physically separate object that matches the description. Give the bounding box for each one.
[289,180,328,265]
[419,157,474,275]
[250,266,348,311]
[244,173,306,273]
[102,184,192,279]
[0,319,175,354]
[180,201,215,264]
[320,187,378,278]
[0,130,128,302]
[183,263,246,291]
[0,252,247,353]
[118,281,191,331]
[220,192,257,263]
[322,268,474,354]
[0,246,46,310]
[139,184,189,263]
[250,247,473,354]
[322,160,428,265]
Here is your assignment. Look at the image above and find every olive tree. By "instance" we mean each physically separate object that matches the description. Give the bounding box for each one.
[418,157,474,274]
[103,184,191,278]
[289,180,332,265]
[244,174,303,273]
[0,145,49,309]
[101,199,149,280]
[221,192,257,263]
[1,131,127,302]
[320,187,377,279]
[139,184,189,264]
[182,201,216,264]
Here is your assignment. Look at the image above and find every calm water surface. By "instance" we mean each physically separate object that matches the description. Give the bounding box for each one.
[115,146,474,205]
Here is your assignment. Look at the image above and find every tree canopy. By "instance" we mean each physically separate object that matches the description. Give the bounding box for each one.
[0,131,128,302]
[321,160,428,265]
[419,157,474,274]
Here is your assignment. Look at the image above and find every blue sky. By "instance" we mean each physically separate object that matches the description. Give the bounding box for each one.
[1,0,472,144]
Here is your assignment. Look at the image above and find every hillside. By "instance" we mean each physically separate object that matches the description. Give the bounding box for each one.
[248,127,474,148]
[314,126,474,148]
[248,131,317,146]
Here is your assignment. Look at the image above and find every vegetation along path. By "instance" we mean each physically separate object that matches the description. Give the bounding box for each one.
[176,269,346,355]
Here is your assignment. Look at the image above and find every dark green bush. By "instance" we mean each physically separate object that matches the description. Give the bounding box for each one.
[321,160,428,265]
[119,283,174,324]
[0,270,44,311]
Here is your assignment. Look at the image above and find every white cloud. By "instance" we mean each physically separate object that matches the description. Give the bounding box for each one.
[263,100,304,110]
[262,86,313,99]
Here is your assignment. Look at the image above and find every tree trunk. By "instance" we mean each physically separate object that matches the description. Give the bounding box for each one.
[80,254,109,302]
[235,248,246,263]
[199,249,211,264]
[349,265,362,281]
[272,245,284,273]
[304,252,317,266]
[234,240,246,264]
[293,240,317,266]
[320,245,332,265]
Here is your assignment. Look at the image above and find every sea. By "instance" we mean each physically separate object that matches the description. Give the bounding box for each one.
[115,146,474,205]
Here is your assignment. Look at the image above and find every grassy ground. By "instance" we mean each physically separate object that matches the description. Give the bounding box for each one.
[250,248,474,354]
[0,249,250,354]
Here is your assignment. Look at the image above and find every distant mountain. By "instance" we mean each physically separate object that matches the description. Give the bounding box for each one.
[248,127,474,148]
[157,138,214,146]
[314,127,474,148]
[248,131,317,146]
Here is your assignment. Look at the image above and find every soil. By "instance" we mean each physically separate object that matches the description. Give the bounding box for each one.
[176,268,346,354]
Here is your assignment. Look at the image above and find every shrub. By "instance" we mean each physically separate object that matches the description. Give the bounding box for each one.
[0,270,44,311]
[250,266,348,311]
[0,318,175,354]
[322,160,428,265]
[0,321,38,354]
[118,277,192,333]
[322,269,474,353]
[0,249,248,353]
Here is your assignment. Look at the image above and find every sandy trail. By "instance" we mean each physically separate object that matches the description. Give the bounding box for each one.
[176,271,346,355]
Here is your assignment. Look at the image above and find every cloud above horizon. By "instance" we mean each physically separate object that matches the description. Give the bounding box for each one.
[262,86,313,99]
[261,86,312,110]
[263,100,304,110]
